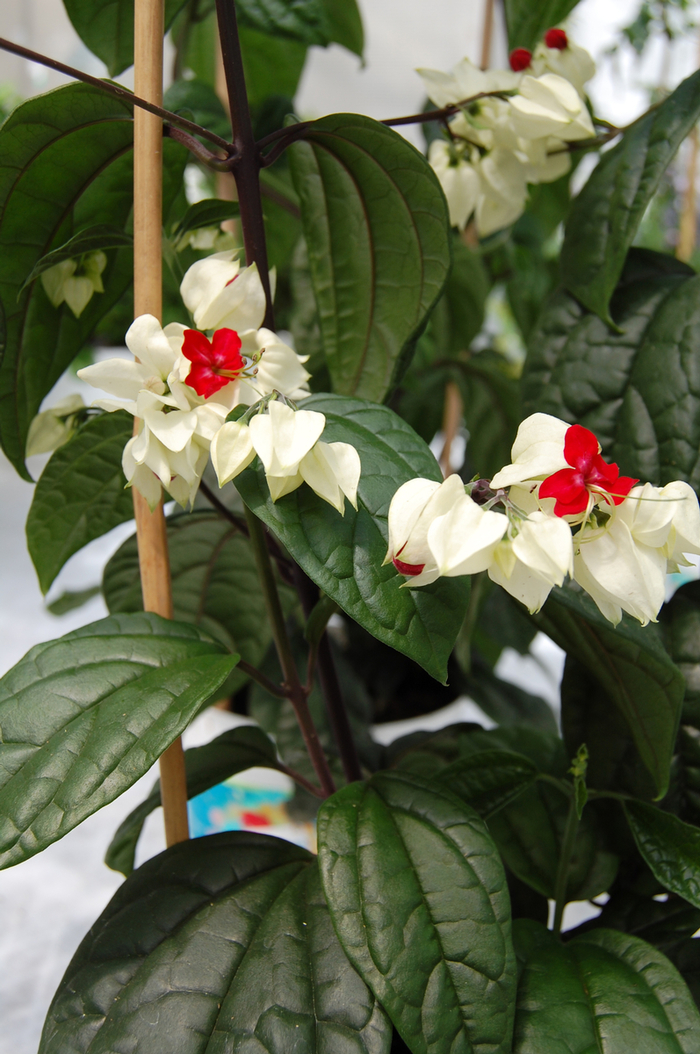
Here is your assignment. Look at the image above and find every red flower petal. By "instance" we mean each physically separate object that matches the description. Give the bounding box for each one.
[509,47,532,71]
[544,28,568,49]
[211,328,243,372]
[182,329,214,365]
[394,556,426,576]
[539,468,590,516]
[563,424,600,472]
[605,475,639,506]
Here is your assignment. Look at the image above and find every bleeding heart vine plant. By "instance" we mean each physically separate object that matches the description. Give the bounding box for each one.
[3,0,700,1051]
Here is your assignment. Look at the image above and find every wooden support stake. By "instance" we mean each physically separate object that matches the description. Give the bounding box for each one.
[133,0,189,847]
[480,0,494,71]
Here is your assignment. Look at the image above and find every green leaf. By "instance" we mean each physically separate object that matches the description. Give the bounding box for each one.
[456,354,522,480]
[660,581,700,726]
[523,249,700,488]
[561,71,700,323]
[21,224,133,291]
[438,749,539,817]
[171,197,240,238]
[41,832,391,1054]
[163,77,232,142]
[317,770,517,1054]
[320,0,363,56]
[512,920,700,1052]
[235,393,470,683]
[561,654,657,799]
[236,0,331,45]
[240,26,308,107]
[26,411,134,594]
[464,660,558,734]
[0,84,134,477]
[535,587,685,799]
[289,113,451,402]
[63,0,188,76]
[504,0,581,50]
[572,889,700,953]
[0,613,238,868]
[625,801,700,911]
[46,585,101,616]
[105,725,283,875]
[103,510,286,693]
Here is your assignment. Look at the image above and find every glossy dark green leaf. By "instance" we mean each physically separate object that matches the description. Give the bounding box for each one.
[428,726,617,902]
[235,393,470,683]
[172,197,240,237]
[512,920,700,1052]
[103,510,288,694]
[289,113,451,402]
[26,411,134,594]
[437,236,491,356]
[46,585,102,616]
[21,225,133,290]
[105,725,283,875]
[41,832,391,1054]
[535,587,684,798]
[464,660,558,734]
[660,581,700,726]
[317,770,516,1054]
[236,0,330,45]
[0,84,133,477]
[523,249,700,489]
[438,749,538,817]
[625,801,700,911]
[561,71,700,323]
[456,353,522,480]
[572,889,700,954]
[163,77,232,142]
[504,0,580,50]
[561,655,657,800]
[0,613,238,868]
[240,26,308,107]
[63,0,188,76]
[320,0,363,56]
[667,940,700,1011]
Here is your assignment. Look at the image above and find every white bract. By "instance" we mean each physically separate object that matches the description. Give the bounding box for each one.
[573,481,700,625]
[211,400,361,514]
[428,141,481,231]
[490,412,569,490]
[25,394,86,457]
[509,74,594,141]
[488,510,574,612]
[531,39,596,97]
[41,251,107,318]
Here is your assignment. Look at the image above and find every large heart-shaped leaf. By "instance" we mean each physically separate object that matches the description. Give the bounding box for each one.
[0,613,238,869]
[26,411,134,594]
[235,393,470,683]
[512,920,700,1051]
[103,509,287,694]
[504,0,581,50]
[625,801,700,911]
[105,725,284,876]
[561,71,700,323]
[535,587,684,799]
[523,250,700,488]
[0,82,186,478]
[63,0,189,76]
[317,770,516,1054]
[41,832,391,1054]
[289,113,451,402]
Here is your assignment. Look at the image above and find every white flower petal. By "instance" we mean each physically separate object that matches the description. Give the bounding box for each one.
[210,421,256,487]
[78,358,158,402]
[249,401,325,476]
[428,494,507,576]
[490,412,569,489]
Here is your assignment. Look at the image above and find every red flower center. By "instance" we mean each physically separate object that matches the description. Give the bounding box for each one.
[509,47,532,71]
[539,424,638,517]
[544,27,568,50]
[182,328,244,398]
[393,542,425,577]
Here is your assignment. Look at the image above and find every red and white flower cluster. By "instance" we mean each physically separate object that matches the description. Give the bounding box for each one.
[77,251,360,512]
[387,412,700,625]
[420,27,596,235]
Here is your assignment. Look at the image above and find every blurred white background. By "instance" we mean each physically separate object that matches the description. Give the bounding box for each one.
[0,0,698,1048]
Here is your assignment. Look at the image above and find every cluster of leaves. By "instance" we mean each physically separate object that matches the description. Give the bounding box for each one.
[3,0,700,1050]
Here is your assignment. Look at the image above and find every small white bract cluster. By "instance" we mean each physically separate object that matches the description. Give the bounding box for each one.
[387,412,700,626]
[420,28,596,235]
[41,251,107,318]
[72,250,360,513]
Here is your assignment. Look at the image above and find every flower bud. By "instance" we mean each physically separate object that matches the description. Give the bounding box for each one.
[509,48,532,72]
[544,28,568,50]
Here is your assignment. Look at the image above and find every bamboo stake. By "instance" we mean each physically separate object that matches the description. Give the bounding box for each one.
[133,0,190,847]
[480,0,494,71]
